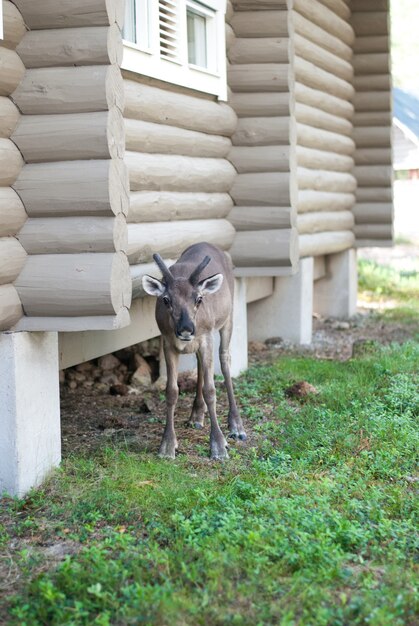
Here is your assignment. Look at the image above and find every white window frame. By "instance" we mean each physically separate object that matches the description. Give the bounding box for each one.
[122,0,227,100]
[0,2,3,40]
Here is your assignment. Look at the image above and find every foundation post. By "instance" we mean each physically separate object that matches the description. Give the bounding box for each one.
[313,249,357,318]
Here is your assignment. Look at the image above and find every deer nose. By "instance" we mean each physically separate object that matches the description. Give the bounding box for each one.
[176,316,195,340]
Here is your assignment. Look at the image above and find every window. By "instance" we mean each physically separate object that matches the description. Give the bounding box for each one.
[122,0,227,99]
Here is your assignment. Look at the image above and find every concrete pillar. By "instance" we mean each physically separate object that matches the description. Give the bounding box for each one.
[247,257,314,345]
[0,332,61,497]
[313,249,357,319]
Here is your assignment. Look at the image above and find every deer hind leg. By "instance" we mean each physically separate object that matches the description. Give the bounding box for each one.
[219,318,247,441]
[159,341,179,459]
[199,334,229,460]
[187,352,206,429]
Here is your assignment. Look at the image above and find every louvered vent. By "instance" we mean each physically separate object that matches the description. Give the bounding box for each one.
[159,0,179,61]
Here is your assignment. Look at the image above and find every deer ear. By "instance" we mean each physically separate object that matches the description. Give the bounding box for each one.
[198,273,223,295]
[142,275,165,297]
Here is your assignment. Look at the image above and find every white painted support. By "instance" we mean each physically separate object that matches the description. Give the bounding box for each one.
[0,332,60,497]
[313,249,357,318]
[247,257,314,345]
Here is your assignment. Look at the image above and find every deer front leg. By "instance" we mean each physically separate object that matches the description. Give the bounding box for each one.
[219,320,247,441]
[187,352,206,429]
[199,334,229,460]
[159,341,179,459]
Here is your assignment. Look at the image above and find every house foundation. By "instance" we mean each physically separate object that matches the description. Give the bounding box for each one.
[313,249,357,319]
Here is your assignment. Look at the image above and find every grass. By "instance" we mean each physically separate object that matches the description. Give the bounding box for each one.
[0,260,418,626]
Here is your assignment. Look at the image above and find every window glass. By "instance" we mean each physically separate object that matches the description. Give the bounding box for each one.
[187,9,207,68]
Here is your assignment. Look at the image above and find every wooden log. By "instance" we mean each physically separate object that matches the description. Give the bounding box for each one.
[230,11,288,38]
[128,191,233,223]
[299,230,355,257]
[226,0,234,23]
[126,152,236,194]
[228,37,289,64]
[13,159,129,217]
[353,110,392,126]
[353,203,393,224]
[124,80,237,137]
[351,0,388,11]
[229,228,298,268]
[297,190,355,213]
[0,284,23,331]
[12,65,124,115]
[12,109,124,163]
[15,252,132,317]
[0,138,24,185]
[295,56,354,101]
[355,187,392,202]
[228,63,289,93]
[225,24,235,52]
[230,172,291,206]
[233,0,288,8]
[293,11,352,62]
[17,215,127,254]
[12,0,125,29]
[353,75,391,92]
[353,35,389,54]
[353,223,393,239]
[295,102,352,137]
[356,238,392,248]
[0,187,27,236]
[1,1,27,50]
[354,165,392,187]
[297,210,354,234]
[230,91,290,117]
[14,308,131,332]
[294,0,353,46]
[298,167,357,194]
[351,12,389,37]
[229,145,290,173]
[127,219,236,264]
[17,24,123,68]
[354,147,392,165]
[0,48,25,96]
[125,119,230,158]
[0,237,27,284]
[353,53,390,75]
[294,33,353,82]
[232,117,290,146]
[0,96,19,137]
[318,0,351,20]
[229,206,294,230]
[297,123,355,155]
[353,126,391,147]
[295,82,353,120]
[297,145,354,173]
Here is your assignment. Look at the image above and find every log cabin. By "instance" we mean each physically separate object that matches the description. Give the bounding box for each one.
[0,0,393,495]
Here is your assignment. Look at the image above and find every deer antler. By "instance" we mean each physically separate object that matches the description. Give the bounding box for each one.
[189,255,211,285]
[153,254,173,284]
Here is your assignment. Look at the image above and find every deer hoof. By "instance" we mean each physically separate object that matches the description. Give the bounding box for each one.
[158,440,177,460]
[210,439,229,461]
[187,420,204,430]
[229,429,247,441]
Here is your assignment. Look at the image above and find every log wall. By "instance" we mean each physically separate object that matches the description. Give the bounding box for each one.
[351,0,393,247]
[8,0,131,331]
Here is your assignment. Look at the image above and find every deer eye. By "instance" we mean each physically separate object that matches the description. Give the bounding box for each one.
[163,295,171,307]
[195,296,203,306]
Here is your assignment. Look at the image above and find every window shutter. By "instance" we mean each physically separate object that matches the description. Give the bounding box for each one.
[158,0,179,61]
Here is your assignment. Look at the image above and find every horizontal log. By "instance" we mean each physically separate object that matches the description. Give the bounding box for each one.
[231,11,288,38]
[228,37,289,65]
[318,0,351,20]
[0,237,27,284]
[226,0,234,22]
[353,203,393,224]
[12,65,124,114]
[353,74,391,92]
[126,152,236,194]
[351,12,389,37]
[0,284,23,330]
[295,56,354,101]
[14,308,131,332]
[127,219,235,264]
[294,0,354,46]
[13,159,129,217]
[232,0,288,8]
[353,35,389,54]
[13,0,124,29]
[351,0,388,11]
[124,80,237,137]
[298,167,357,194]
[353,111,392,127]
[12,109,124,162]
[228,63,289,92]
[297,123,355,155]
[2,1,27,50]
[293,11,352,62]
[232,117,290,146]
[353,126,391,147]
[0,138,24,185]
[0,187,27,236]
[229,145,290,173]
[229,206,294,230]
[17,24,122,68]
[15,252,131,317]
[353,53,390,75]
[225,24,235,52]
[354,165,393,187]
[295,82,353,120]
[356,238,393,248]
[230,92,290,117]
[353,223,393,239]
[297,210,354,234]
[294,33,353,82]
[295,101,352,137]
[128,191,233,223]
[17,216,127,254]
[297,145,354,173]
[299,230,355,257]
[125,119,230,158]
[230,172,291,206]
[0,96,19,137]
[297,190,355,213]
[229,228,298,268]
[355,187,393,202]
[0,48,25,96]
[354,147,392,165]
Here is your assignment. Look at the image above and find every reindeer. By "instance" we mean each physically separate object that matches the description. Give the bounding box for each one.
[142,242,246,460]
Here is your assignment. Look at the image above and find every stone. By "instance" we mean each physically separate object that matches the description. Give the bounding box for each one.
[68,380,77,390]
[75,361,94,372]
[284,381,319,400]
[131,355,152,387]
[248,341,267,352]
[110,383,129,396]
[100,373,120,386]
[98,354,121,371]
